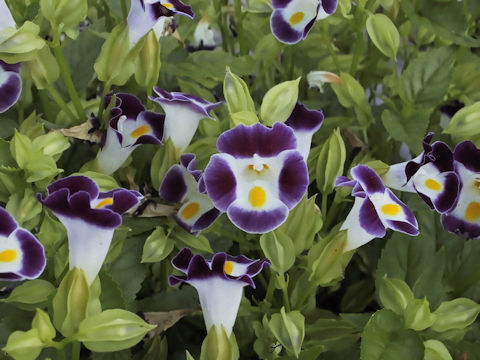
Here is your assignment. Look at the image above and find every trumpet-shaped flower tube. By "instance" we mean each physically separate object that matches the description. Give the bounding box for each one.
[203,123,309,233]
[37,176,143,284]
[150,87,222,155]
[0,61,21,113]
[169,248,270,335]
[96,93,164,175]
[270,0,337,44]
[336,165,419,250]
[160,154,221,234]
[0,207,45,281]
[127,0,194,45]
[383,133,460,214]
[0,0,15,31]
[285,102,324,161]
[442,141,480,239]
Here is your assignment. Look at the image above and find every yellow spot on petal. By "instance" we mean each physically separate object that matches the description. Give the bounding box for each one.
[0,249,17,262]
[289,11,304,25]
[249,186,267,208]
[181,202,200,220]
[130,125,150,139]
[381,203,400,216]
[248,164,269,173]
[425,178,443,191]
[224,261,234,275]
[162,2,173,9]
[465,202,480,222]
[95,197,114,209]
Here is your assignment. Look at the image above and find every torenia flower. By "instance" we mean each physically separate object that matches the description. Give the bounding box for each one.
[0,207,45,281]
[37,176,142,284]
[204,123,309,233]
[336,165,419,250]
[127,0,194,45]
[307,71,341,93]
[189,17,222,51]
[160,154,221,234]
[270,0,337,44]
[169,248,270,335]
[383,133,460,214]
[442,141,480,239]
[0,61,21,113]
[96,93,164,175]
[150,87,222,155]
[285,102,324,161]
[0,0,15,31]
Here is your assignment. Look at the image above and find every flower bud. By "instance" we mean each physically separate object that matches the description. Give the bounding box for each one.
[260,78,300,126]
[366,13,400,60]
[404,298,436,331]
[378,277,414,315]
[431,298,480,332]
[259,231,295,274]
[32,309,56,344]
[0,22,45,63]
[40,0,88,39]
[424,340,453,360]
[443,102,480,139]
[2,329,43,360]
[316,128,346,196]
[141,226,174,263]
[307,71,341,93]
[135,30,161,91]
[230,111,259,126]
[199,325,239,360]
[26,45,60,90]
[268,307,305,358]
[223,67,255,114]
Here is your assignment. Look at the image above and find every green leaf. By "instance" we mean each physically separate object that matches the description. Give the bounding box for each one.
[99,272,126,310]
[378,277,414,316]
[316,128,346,196]
[398,47,455,108]
[1,280,55,310]
[31,309,55,343]
[306,318,359,351]
[170,227,213,254]
[360,310,424,360]
[431,298,480,332]
[269,307,305,358]
[404,298,436,331]
[142,226,175,263]
[366,14,400,60]
[424,340,453,360]
[443,101,480,139]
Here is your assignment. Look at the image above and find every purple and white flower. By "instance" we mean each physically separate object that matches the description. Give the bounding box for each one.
[442,141,480,239]
[270,0,337,44]
[285,102,324,161]
[383,133,460,214]
[96,93,164,175]
[0,61,21,113]
[203,122,309,233]
[37,176,143,284]
[169,248,270,335]
[336,165,419,250]
[150,87,222,155]
[0,207,45,281]
[0,0,16,32]
[127,0,194,45]
[159,154,221,234]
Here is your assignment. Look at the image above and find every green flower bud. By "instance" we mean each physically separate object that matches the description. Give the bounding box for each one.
[135,30,161,90]
[259,231,295,274]
[378,277,414,315]
[32,309,56,344]
[53,268,90,337]
[431,298,480,332]
[2,329,43,360]
[0,22,45,63]
[26,45,60,90]
[443,102,480,139]
[141,226,174,263]
[366,13,400,60]
[33,131,70,160]
[424,340,453,360]
[230,111,259,126]
[40,0,87,39]
[76,309,156,352]
[0,279,55,311]
[200,325,239,360]
[150,138,177,190]
[268,307,305,358]
[404,298,436,331]
[316,128,346,196]
[223,67,255,114]
[260,78,300,126]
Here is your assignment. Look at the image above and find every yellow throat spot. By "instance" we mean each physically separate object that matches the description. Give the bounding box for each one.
[465,202,480,222]
[181,202,200,220]
[475,180,480,191]
[381,203,400,216]
[425,178,443,191]
[289,11,304,25]
[224,261,234,275]
[161,2,173,9]
[0,249,17,262]
[248,164,269,173]
[95,197,114,209]
[249,186,267,208]
[130,125,150,139]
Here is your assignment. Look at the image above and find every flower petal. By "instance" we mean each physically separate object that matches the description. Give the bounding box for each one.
[278,150,309,209]
[204,154,237,212]
[159,165,189,203]
[351,165,385,195]
[227,199,289,233]
[0,62,21,113]
[340,197,378,250]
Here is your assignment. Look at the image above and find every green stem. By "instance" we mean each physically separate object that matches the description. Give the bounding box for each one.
[322,198,342,232]
[279,275,291,312]
[265,272,276,304]
[56,348,67,360]
[71,342,81,360]
[234,0,246,55]
[349,6,366,75]
[121,0,128,18]
[38,89,55,123]
[97,82,112,123]
[296,281,317,310]
[46,85,77,122]
[52,45,85,123]
[321,194,328,221]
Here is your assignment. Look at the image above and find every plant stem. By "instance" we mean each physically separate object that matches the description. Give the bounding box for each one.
[97,82,112,123]
[71,342,81,360]
[321,194,328,221]
[234,0,246,55]
[46,85,77,122]
[265,271,276,304]
[38,89,55,123]
[279,275,291,312]
[121,0,128,18]
[52,45,85,123]
[56,348,67,360]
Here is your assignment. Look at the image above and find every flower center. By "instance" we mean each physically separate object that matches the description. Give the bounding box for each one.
[249,154,269,173]
[224,261,234,275]
[161,2,173,9]
[425,178,442,191]
[249,186,267,208]
[95,197,114,209]
[0,249,17,262]
[181,202,200,220]
[130,125,150,139]
[290,11,304,25]
[465,202,480,222]
[381,203,400,216]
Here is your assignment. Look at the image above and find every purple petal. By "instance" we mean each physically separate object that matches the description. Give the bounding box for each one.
[99,189,143,214]
[186,254,212,281]
[68,191,123,228]
[321,0,338,14]
[270,10,305,44]
[335,176,356,188]
[227,202,289,233]
[359,198,386,237]
[109,93,145,121]
[416,172,460,213]
[454,141,480,173]
[165,0,194,18]
[191,207,222,233]
[171,247,194,272]
[15,229,46,279]
[278,150,308,209]
[285,103,324,132]
[272,0,291,8]
[159,165,189,203]
[0,68,21,113]
[384,220,419,236]
[204,154,237,212]
[441,213,480,239]
[0,61,20,73]
[169,275,187,286]
[351,165,385,195]
[217,123,297,159]
[134,111,165,145]
[0,207,18,237]
[46,176,99,200]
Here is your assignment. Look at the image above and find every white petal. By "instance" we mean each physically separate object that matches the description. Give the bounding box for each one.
[96,128,136,175]
[449,163,480,224]
[0,0,16,32]
[0,233,23,274]
[411,162,444,199]
[281,0,318,31]
[340,197,376,250]
[292,130,313,162]
[177,193,216,226]
[369,190,409,224]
